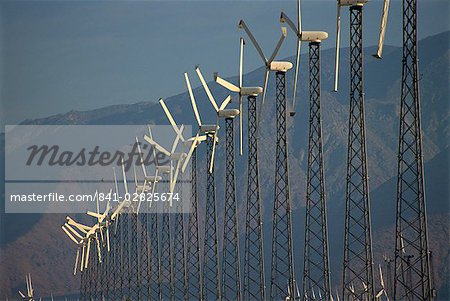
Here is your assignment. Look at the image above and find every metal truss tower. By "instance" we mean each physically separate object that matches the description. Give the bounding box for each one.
[111,217,121,301]
[121,212,130,301]
[173,176,188,300]
[243,95,266,301]
[186,148,202,300]
[160,201,174,300]
[129,213,141,300]
[149,210,162,300]
[221,117,242,301]
[270,70,295,300]
[139,212,152,300]
[342,5,375,301]
[394,0,433,298]
[202,134,221,300]
[302,41,331,301]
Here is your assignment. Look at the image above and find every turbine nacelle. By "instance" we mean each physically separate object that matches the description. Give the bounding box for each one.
[301,31,329,42]
[200,124,219,134]
[218,109,240,119]
[269,61,293,72]
[145,175,162,182]
[240,86,263,96]
[157,165,172,174]
[339,0,368,6]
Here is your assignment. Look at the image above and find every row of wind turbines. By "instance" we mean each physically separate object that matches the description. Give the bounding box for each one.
[30,0,404,299]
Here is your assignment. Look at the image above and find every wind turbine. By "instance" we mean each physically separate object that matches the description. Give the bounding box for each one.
[238,20,292,123]
[239,19,295,301]
[195,66,234,173]
[185,69,221,299]
[18,274,34,301]
[214,38,263,155]
[197,65,242,299]
[282,8,331,300]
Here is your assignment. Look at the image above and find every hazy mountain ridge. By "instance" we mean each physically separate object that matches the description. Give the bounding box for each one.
[1,31,448,298]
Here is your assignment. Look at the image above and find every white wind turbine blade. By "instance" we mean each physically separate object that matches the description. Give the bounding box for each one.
[181,132,200,173]
[133,163,138,189]
[239,20,267,63]
[374,0,390,59]
[196,66,219,112]
[84,239,91,268]
[73,248,80,275]
[135,137,148,178]
[120,157,129,195]
[209,118,219,173]
[280,11,301,117]
[170,159,182,194]
[184,72,202,126]
[66,217,90,233]
[64,223,84,240]
[28,274,33,297]
[143,135,171,157]
[239,37,244,155]
[379,264,385,287]
[62,225,79,244]
[219,95,232,111]
[171,124,184,154]
[18,291,26,299]
[214,74,240,93]
[258,70,270,125]
[297,0,302,34]
[334,2,342,92]
[80,243,85,272]
[268,27,287,64]
[106,223,110,252]
[26,275,30,297]
[239,37,244,87]
[113,167,119,196]
[159,98,185,142]
[291,38,301,116]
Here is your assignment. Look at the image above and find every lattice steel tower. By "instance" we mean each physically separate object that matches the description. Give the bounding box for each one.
[221,115,242,301]
[302,36,331,301]
[186,148,202,300]
[340,3,375,300]
[202,134,221,300]
[244,94,266,301]
[270,68,296,301]
[394,0,433,298]
[173,175,188,300]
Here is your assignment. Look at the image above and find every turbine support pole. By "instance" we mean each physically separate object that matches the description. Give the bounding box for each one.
[221,116,242,301]
[270,70,296,301]
[302,41,331,301]
[394,0,433,298]
[187,148,202,300]
[342,5,375,301]
[244,95,266,301]
[202,134,221,300]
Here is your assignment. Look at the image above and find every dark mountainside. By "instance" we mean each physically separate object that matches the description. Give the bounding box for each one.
[1,31,448,298]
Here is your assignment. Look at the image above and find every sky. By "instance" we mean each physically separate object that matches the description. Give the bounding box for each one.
[0,0,448,126]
